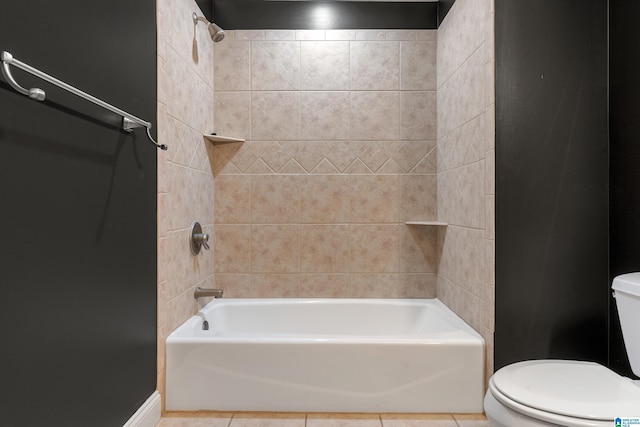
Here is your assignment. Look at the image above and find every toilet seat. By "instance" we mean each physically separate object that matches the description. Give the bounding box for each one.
[487,383,612,427]
[490,360,640,426]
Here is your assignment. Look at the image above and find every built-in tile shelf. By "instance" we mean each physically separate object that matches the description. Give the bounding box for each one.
[203,134,245,144]
[405,221,448,226]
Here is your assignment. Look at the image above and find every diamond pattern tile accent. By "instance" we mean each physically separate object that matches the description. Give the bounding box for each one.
[345,158,373,174]
[245,158,274,174]
[279,158,307,174]
[211,139,437,176]
[377,158,404,174]
[311,158,340,174]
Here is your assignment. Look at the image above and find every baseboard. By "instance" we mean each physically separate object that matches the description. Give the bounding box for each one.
[123,391,161,427]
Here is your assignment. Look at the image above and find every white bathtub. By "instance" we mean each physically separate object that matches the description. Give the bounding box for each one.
[165,298,485,413]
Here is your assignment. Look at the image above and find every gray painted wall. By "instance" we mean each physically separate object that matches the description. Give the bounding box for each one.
[0,1,158,425]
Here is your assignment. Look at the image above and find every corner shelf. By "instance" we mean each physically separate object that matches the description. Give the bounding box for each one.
[203,134,245,144]
[405,221,448,226]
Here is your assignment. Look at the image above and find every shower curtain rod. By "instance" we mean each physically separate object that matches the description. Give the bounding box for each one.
[1,50,167,150]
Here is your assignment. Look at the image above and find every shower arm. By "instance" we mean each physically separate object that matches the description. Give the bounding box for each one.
[0,50,167,150]
[192,12,225,42]
[193,14,209,26]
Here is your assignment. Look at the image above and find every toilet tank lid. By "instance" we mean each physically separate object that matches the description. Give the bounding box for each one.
[612,273,640,297]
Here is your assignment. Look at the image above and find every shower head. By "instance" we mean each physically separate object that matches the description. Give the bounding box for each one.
[207,22,225,43]
[192,12,225,43]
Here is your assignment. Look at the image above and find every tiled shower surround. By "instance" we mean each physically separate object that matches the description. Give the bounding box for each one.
[156,0,216,401]
[436,0,495,378]
[212,29,440,298]
[157,0,495,405]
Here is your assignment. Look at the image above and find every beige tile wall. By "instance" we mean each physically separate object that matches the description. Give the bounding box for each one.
[156,0,496,406]
[212,30,439,298]
[436,0,495,379]
[157,0,216,402]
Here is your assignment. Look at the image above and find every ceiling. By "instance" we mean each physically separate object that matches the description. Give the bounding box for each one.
[259,0,438,2]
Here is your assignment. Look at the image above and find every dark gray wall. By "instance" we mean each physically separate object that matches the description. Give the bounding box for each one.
[0,1,157,425]
[610,0,640,377]
[438,0,457,25]
[495,0,609,369]
[211,0,439,29]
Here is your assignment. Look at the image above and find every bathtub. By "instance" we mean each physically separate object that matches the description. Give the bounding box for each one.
[165,298,485,413]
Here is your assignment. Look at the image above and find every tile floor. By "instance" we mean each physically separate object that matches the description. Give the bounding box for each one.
[158,412,491,427]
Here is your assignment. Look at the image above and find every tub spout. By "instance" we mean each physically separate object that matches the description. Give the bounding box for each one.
[194,286,223,299]
[195,312,209,330]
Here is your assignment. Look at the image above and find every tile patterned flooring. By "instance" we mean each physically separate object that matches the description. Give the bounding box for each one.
[159,413,491,427]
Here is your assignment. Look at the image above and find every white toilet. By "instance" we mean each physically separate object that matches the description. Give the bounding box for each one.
[484,273,640,427]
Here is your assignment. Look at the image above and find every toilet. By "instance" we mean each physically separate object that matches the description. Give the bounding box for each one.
[484,273,640,427]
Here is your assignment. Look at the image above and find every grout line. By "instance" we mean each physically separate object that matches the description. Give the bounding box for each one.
[249,41,253,141]
[249,175,253,275]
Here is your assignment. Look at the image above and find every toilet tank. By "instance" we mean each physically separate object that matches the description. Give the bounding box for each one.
[612,273,640,377]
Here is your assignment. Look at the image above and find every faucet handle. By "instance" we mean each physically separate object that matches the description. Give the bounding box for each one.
[198,233,210,250]
[189,222,210,255]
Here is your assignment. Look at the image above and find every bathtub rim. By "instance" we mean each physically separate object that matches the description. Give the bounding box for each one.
[167,297,485,346]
